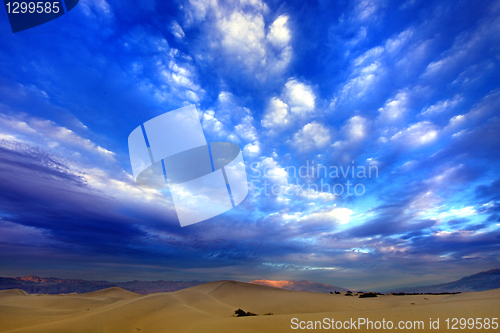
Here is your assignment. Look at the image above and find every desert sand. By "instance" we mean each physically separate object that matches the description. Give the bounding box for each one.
[0,281,498,332]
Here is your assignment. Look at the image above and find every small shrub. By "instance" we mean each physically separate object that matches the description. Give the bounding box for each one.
[235,309,257,317]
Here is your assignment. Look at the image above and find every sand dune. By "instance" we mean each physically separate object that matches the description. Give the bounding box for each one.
[0,281,498,332]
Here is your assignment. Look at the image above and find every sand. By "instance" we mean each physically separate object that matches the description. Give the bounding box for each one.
[0,281,498,332]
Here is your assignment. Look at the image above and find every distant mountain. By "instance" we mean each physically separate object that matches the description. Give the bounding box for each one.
[249,279,350,293]
[396,269,500,293]
[0,276,206,294]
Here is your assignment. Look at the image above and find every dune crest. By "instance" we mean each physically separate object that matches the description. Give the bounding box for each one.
[0,281,498,332]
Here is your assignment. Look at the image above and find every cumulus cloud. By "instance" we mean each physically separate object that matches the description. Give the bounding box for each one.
[255,156,288,186]
[262,78,317,132]
[235,115,258,142]
[119,26,205,105]
[267,15,291,48]
[217,11,267,70]
[262,97,290,129]
[292,122,331,152]
[343,116,368,142]
[283,79,316,116]
[243,141,261,157]
[201,110,228,137]
[182,0,292,82]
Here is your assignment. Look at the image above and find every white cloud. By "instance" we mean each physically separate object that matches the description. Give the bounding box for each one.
[261,78,317,132]
[258,157,288,185]
[267,15,291,48]
[235,115,258,142]
[391,121,439,147]
[215,11,293,80]
[171,21,185,39]
[162,60,200,91]
[300,206,354,225]
[354,46,384,67]
[283,79,316,116]
[384,28,414,54]
[355,0,381,21]
[422,8,500,78]
[443,88,500,133]
[182,0,292,81]
[201,110,228,137]
[341,62,381,99]
[80,0,113,19]
[217,11,266,68]
[435,206,477,219]
[184,0,218,24]
[292,122,331,152]
[420,94,463,116]
[0,114,115,160]
[378,91,409,122]
[262,97,290,129]
[345,116,368,141]
[243,141,261,157]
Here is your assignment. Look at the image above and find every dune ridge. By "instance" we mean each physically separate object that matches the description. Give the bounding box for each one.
[0,281,498,332]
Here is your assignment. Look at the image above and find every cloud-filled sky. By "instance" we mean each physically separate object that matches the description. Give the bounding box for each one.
[0,0,499,290]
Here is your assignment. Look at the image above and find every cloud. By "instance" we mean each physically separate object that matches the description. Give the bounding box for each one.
[340,62,383,100]
[262,97,290,130]
[118,25,205,105]
[421,3,500,79]
[181,0,292,82]
[283,79,316,116]
[234,115,258,142]
[300,206,354,225]
[355,0,383,21]
[0,113,115,161]
[80,0,114,19]
[201,110,228,137]
[171,21,185,39]
[255,157,288,186]
[378,91,409,123]
[391,121,439,147]
[261,78,317,132]
[267,15,291,48]
[419,94,463,116]
[215,11,292,80]
[343,116,368,142]
[243,141,261,157]
[292,122,331,152]
[217,11,267,70]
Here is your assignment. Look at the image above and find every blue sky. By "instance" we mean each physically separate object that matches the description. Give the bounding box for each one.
[0,0,499,290]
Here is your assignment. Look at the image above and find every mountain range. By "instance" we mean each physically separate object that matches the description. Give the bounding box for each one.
[1,268,498,295]
[395,268,500,293]
[0,276,205,294]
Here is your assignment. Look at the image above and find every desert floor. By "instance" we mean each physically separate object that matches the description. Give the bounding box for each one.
[0,281,498,332]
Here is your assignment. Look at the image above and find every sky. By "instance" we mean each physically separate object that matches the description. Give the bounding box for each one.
[0,0,499,291]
